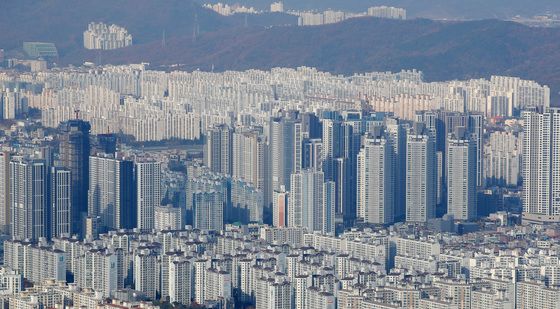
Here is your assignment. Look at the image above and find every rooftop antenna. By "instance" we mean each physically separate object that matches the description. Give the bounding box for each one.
[162,30,166,49]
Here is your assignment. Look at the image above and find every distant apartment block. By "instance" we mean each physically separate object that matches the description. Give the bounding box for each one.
[203,3,257,16]
[368,6,407,20]
[83,22,132,50]
[295,6,406,26]
[0,88,27,119]
[296,10,350,26]
[270,1,284,13]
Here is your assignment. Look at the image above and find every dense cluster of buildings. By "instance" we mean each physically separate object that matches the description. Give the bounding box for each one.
[83,22,133,50]
[0,223,559,308]
[0,65,548,143]
[0,61,558,307]
[367,6,407,20]
[201,3,404,26]
[293,6,406,26]
[0,119,182,244]
[203,3,258,16]
[0,88,28,120]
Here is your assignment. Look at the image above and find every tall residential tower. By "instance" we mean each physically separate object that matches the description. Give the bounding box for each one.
[447,127,477,221]
[59,120,91,236]
[406,123,437,222]
[357,130,394,224]
[136,161,161,231]
[522,108,560,223]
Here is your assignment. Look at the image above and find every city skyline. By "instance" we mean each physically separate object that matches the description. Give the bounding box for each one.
[1,1,560,308]
[0,62,555,308]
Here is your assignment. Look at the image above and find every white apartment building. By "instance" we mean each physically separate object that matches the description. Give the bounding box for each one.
[394,237,441,259]
[205,124,233,175]
[4,240,66,283]
[50,166,72,238]
[136,161,162,231]
[522,108,560,223]
[516,281,560,309]
[447,129,477,221]
[256,277,291,309]
[289,170,334,234]
[134,249,159,300]
[193,259,209,305]
[406,125,437,222]
[192,191,224,231]
[168,258,191,304]
[75,248,118,298]
[357,133,394,224]
[368,6,406,20]
[154,205,183,231]
[0,152,10,235]
[88,155,128,231]
[307,287,336,309]
[484,130,522,187]
[206,268,232,306]
[83,22,132,50]
[0,267,22,295]
[232,128,268,193]
[10,159,48,241]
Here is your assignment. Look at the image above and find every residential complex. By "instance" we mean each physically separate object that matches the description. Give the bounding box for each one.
[0,62,555,308]
[83,22,132,50]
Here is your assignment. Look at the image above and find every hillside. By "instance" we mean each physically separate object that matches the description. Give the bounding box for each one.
[0,0,239,54]
[2,1,560,98]
[61,18,560,97]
